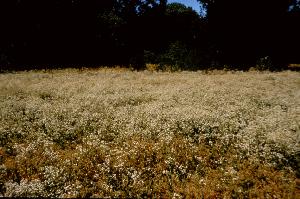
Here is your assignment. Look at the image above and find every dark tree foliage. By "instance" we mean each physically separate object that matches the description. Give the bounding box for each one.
[198,0,300,69]
[0,0,170,70]
[0,0,299,71]
[157,3,211,69]
[0,0,102,69]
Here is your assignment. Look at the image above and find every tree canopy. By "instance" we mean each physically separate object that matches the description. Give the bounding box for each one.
[198,0,300,69]
[0,0,299,71]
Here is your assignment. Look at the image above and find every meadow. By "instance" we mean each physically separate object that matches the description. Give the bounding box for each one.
[0,68,299,197]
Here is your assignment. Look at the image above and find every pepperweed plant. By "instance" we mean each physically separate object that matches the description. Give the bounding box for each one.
[0,68,299,197]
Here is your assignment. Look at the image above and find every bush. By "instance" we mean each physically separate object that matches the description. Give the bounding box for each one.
[158,41,205,71]
[143,50,157,65]
[255,56,272,71]
[145,64,159,72]
[159,41,188,70]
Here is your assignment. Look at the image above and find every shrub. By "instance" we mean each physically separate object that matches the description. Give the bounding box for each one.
[145,64,159,72]
[256,56,273,71]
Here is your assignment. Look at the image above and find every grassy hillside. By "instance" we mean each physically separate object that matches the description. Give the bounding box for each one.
[0,68,299,197]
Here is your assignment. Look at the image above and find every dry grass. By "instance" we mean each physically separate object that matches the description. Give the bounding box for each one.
[0,68,299,197]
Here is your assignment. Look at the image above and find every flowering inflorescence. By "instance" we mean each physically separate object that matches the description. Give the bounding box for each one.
[0,69,299,197]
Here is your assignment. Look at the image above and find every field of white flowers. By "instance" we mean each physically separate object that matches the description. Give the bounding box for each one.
[0,68,299,197]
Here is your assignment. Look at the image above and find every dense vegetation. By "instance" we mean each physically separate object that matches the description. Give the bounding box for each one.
[0,69,299,197]
[1,1,299,197]
[0,0,299,71]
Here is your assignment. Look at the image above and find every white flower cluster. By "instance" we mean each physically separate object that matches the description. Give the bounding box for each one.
[0,69,299,197]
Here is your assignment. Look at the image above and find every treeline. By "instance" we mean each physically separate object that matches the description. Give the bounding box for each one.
[0,0,299,71]
[201,0,300,70]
